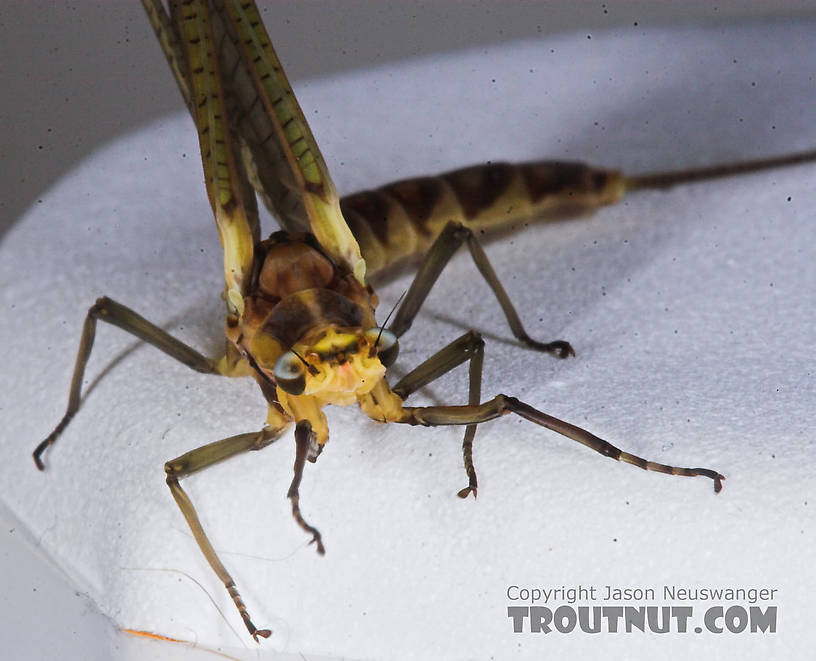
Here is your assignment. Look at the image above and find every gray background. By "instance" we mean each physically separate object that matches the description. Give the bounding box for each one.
[3,0,816,242]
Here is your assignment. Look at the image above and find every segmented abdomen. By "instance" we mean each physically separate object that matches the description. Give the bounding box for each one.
[340,160,624,276]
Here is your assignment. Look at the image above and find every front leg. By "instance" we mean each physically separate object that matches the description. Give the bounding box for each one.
[402,395,724,493]
[361,338,724,495]
[165,420,289,642]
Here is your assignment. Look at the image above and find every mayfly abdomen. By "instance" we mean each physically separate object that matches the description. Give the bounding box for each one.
[340,160,624,274]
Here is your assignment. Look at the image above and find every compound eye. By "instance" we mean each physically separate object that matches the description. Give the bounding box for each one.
[364,327,399,368]
[273,351,306,395]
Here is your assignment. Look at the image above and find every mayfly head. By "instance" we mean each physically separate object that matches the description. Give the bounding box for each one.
[273,325,398,405]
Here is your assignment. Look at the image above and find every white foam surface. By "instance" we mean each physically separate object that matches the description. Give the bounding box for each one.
[2,22,815,660]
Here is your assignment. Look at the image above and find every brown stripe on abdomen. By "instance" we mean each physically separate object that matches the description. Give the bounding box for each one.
[442,162,515,219]
[380,176,444,226]
[341,159,624,276]
[521,161,613,204]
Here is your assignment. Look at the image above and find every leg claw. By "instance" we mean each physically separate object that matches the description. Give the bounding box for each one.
[457,486,477,499]
[310,534,326,555]
[548,340,575,359]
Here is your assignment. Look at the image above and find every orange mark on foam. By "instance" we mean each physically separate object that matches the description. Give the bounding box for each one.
[122,628,187,643]
[121,629,243,660]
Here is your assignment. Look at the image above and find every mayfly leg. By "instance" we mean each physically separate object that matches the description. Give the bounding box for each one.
[383,219,576,496]
[288,420,325,554]
[391,331,485,498]
[32,297,220,470]
[165,423,288,642]
[405,394,724,492]
[375,331,724,493]
[389,220,574,359]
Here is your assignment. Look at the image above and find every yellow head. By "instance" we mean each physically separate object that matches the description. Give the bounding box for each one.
[273,325,398,407]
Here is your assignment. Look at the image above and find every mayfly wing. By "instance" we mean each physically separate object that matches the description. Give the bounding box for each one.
[141,0,191,107]
[149,0,258,320]
[143,0,312,238]
[147,0,367,285]
[214,0,367,286]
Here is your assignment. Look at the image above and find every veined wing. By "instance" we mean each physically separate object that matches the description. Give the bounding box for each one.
[143,0,311,239]
[144,0,366,289]
[216,0,366,286]
[141,0,258,318]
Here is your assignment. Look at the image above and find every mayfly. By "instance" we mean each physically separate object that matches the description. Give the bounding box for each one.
[31,0,816,642]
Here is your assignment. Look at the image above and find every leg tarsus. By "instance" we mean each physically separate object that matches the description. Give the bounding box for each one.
[288,421,325,555]
[695,469,724,493]
[509,396,725,492]
[33,414,75,470]
[513,337,573,359]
